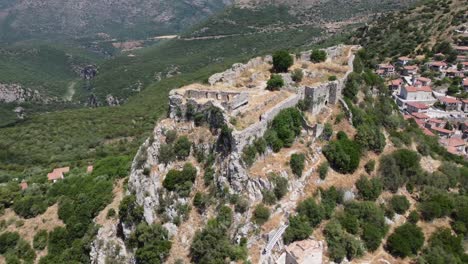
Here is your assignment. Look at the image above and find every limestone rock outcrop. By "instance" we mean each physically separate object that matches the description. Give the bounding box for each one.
[0,84,43,103]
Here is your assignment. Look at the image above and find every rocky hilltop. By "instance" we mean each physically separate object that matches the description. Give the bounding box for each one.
[91,45,357,263]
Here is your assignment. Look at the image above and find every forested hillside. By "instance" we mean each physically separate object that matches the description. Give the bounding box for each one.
[0,0,231,43]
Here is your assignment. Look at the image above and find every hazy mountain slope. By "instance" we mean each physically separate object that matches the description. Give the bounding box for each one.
[187,0,416,37]
[0,0,232,43]
[0,43,101,99]
[355,0,468,62]
[91,0,415,102]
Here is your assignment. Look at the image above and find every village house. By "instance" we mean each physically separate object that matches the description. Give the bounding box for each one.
[416,77,431,86]
[457,55,468,62]
[277,239,324,264]
[445,68,464,78]
[463,78,468,92]
[439,137,466,156]
[398,85,433,101]
[403,65,418,76]
[460,61,468,71]
[377,64,395,77]
[397,56,412,66]
[19,180,28,190]
[423,127,436,137]
[438,96,461,111]
[462,99,468,113]
[388,79,403,91]
[427,118,446,128]
[406,102,429,114]
[411,112,430,122]
[454,46,468,55]
[429,61,448,72]
[47,167,70,183]
[431,126,454,138]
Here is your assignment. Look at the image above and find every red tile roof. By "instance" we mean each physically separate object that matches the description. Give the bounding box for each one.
[390,79,403,86]
[463,79,468,86]
[404,65,418,70]
[20,181,28,190]
[404,86,432,93]
[442,138,465,147]
[428,118,444,124]
[411,112,430,119]
[406,102,429,109]
[455,46,468,51]
[439,96,460,104]
[446,146,459,155]
[446,68,460,73]
[398,56,411,61]
[430,61,447,67]
[431,126,453,134]
[379,64,394,69]
[417,77,431,83]
[47,167,70,181]
[423,128,435,136]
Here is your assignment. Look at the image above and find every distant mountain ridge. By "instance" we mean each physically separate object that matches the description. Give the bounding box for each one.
[0,0,232,42]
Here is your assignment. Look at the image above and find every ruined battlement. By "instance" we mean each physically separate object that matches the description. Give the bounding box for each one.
[168,45,357,153]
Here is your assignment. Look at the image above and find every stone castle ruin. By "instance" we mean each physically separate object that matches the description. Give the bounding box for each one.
[90,45,358,264]
[169,45,356,153]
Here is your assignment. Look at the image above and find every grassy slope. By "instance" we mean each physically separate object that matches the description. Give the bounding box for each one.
[0,42,102,98]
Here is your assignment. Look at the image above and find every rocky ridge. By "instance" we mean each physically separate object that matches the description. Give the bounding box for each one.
[90,45,357,263]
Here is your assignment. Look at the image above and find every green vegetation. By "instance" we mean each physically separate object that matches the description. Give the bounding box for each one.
[285,188,343,244]
[290,153,305,177]
[266,74,284,91]
[419,228,468,263]
[310,49,327,63]
[12,195,48,218]
[193,192,208,213]
[33,230,48,250]
[325,219,364,262]
[318,162,329,180]
[291,69,304,83]
[321,123,333,141]
[323,134,361,174]
[356,175,382,201]
[389,195,410,215]
[386,223,424,258]
[378,149,421,192]
[163,163,197,197]
[271,174,289,200]
[265,108,303,151]
[0,231,36,263]
[0,42,101,98]
[283,215,312,244]
[131,223,172,264]
[174,136,192,160]
[272,50,293,73]
[191,206,246,263]
[364,160,375,174]
[253,204,270,225]
[355,124,386,153]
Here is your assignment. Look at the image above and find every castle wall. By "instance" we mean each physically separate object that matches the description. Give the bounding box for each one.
[232,92,302,153]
